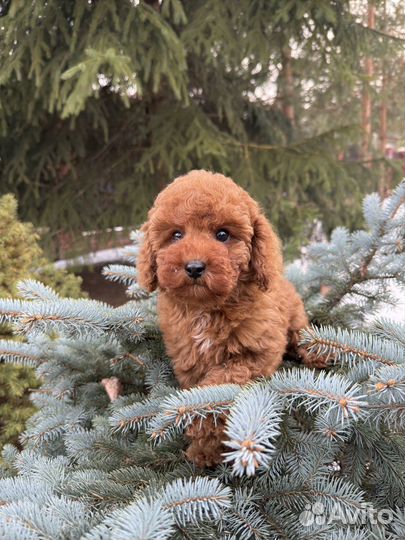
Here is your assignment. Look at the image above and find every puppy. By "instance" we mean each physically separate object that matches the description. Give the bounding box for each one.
[137,170,310,466]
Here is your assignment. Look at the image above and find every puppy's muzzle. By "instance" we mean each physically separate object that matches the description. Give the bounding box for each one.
[185,260,206,279]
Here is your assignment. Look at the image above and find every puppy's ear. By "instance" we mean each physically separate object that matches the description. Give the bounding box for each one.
[136,222,158,292]
[250,212,283,291]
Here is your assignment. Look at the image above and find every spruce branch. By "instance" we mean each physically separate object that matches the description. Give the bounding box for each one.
[109,397,163,435]
[0,495,93,540]
[0,477,52,506]
[13,451,69,493]
[64,425,139,470]
[0,340,43,367]
[64,469,138,505]
[269,429,340,485]
[0,500,59,540]
[16,280,60,302]
[365,402,405,431]
[121,236,141,264]
[268,369,367,422]
[391,510,405,539]
[370,318,405,348]
[84,477,231,539]
[102,264,138,286]
[62,464,169,506]
[223,383,283,476]
[20,405,89,446]
[367,366,405,404]
[107,302,146,340]
[99,498,176,540]
[324,180,405,312]
[161,477,231,526]
[109,351,146,368]
[144,360,174,389]
[289,180,405,326]
[125,282,151,300]
[313,409,356,442]
[0,294,149,342]
[266,476,367,522]
[300,325,404,368]
[0,299,30,325]
[11,299,110,339]
[220,488,271,540]
[147,384,241,442]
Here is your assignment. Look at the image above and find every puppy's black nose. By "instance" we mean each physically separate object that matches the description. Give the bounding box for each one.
[185,260,206,279]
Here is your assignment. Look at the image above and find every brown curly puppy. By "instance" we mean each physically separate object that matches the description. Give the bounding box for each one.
[137,170,310,467]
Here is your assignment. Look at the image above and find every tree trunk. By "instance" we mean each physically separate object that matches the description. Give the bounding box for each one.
[361,2,375,165]
[280,45,295,127]
[378,0,388,197]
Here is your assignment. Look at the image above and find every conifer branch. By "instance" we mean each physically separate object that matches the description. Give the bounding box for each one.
[221,489,271,540]
[0,341,43,367]
[300,325,404,367]
[161,477,231,526]
[223,384,283,476]
[0,299,30,325]
[16,280,60,302]
[322,181,405,312]
[102,264,138,286]
[109,397,163,434]
[266,476,366,516]
[367,365,405,403]
[269,369,367,421]
[288,180,405,326]
[370,318,405,348]
[147,385,241,442]
[84,477,231,538]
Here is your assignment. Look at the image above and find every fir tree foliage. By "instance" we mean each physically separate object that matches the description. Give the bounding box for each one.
[1,1,402,252]
[0,183,404,538]
[287,180,405,327]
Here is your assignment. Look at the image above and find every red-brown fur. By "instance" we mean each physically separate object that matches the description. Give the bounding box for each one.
[137,170,310,467]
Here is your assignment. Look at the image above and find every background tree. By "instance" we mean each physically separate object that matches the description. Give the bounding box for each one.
[0,0,403,258]
[0,194,83,454]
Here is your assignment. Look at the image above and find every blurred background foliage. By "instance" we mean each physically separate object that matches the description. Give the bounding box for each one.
[0,0,404,259]
[0,194,84,453]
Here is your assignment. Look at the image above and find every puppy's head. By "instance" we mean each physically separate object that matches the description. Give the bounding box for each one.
[137,170,283,305]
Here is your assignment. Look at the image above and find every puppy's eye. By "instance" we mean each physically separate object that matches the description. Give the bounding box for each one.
[216,229,230,242]
[172,231,183,241]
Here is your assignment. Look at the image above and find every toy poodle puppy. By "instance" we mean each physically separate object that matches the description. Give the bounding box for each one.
[137,170,310,467]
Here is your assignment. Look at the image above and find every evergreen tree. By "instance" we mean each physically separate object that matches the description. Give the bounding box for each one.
[1,1,402,255]
[0,181,404,539]
[298,0,405,196]
[0,194,84,454]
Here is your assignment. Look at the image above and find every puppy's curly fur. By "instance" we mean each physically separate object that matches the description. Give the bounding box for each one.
[137,170,310,467]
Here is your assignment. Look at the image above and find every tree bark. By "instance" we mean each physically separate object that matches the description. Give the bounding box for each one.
[378,0,388,197]
[280,45,295,127]
[361,2,375,165]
